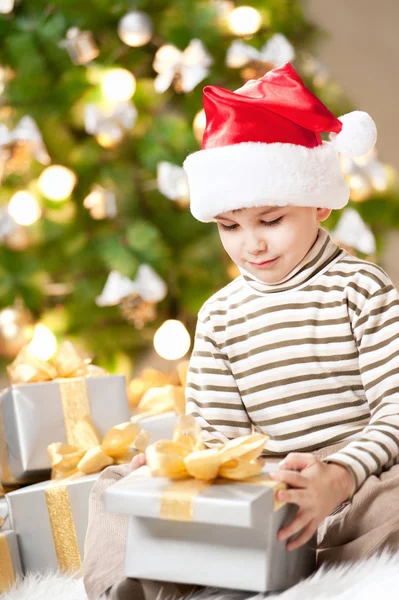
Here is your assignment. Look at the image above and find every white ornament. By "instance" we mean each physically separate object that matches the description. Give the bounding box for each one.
[333,208,376,255]
[118,11,153,47]
[340,149,388,196]
[83,185,117,220]
[0,116,50,165]
[84,101,137,147]
[226,34,295,69]
[96,265,167,307]
[157,162,189,201]
[61,27,99,65]
[153,39,213,94]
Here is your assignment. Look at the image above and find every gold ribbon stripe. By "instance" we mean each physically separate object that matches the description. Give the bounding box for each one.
[59,378,100,449]
[44,483,82,574]
[0,533,16,593]
[159,476,285,522]
[160,479,211,521]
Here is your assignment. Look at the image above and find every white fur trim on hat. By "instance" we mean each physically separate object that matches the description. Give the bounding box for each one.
[183,141,350,223]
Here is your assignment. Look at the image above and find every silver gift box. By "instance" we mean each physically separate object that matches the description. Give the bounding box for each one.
[104,466,316,592]
[0,497,10,531]
[0,530,23,591]
[6,473,98,574]
[0,375,130,481]
[133,411,178,443]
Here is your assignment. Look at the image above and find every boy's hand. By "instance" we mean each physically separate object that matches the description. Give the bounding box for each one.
[269,453,355,551]
[130,452,146,471]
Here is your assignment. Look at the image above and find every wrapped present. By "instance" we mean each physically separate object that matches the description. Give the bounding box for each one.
[0,530,23,592]
[0,497,10,530]
[6,473,98,574]
[104,417,315,592]
[5,419,148,575]
[0,342,131,483]
[130,361,189,443]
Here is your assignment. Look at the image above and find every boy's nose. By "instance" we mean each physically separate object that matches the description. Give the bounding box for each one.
[246,237,267,255]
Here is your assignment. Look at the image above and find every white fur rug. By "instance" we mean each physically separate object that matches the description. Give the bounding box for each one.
[2,552,399,600]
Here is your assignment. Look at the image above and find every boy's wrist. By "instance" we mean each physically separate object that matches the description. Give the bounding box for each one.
[325,462,356,503]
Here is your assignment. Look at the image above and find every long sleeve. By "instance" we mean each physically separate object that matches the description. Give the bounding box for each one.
[323,283,399,491]
[185,312,253,447]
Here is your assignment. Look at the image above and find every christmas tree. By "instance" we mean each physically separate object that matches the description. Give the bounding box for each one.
[0,0,397,374]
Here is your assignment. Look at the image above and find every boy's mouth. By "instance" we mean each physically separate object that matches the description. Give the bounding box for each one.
[248,257,278,268]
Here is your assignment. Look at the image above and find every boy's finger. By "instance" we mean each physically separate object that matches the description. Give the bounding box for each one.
[279,452,316,471]
[277,509,310,542]
[130,452,146,471]
[286,522,316,552]
[269,469,307,488]
[276,487,307,507]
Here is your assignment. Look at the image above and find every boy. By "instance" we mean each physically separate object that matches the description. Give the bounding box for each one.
[83,64,399,598]
[183,63,399,563]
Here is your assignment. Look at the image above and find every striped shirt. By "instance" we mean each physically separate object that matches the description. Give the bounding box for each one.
[186,228,399,491]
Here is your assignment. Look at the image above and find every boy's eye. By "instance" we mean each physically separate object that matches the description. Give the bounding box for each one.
[261,217,283,227]
[218,216,283,231]
[219,223,239,231]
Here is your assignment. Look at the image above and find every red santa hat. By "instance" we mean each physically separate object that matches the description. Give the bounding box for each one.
[183,63,377,223]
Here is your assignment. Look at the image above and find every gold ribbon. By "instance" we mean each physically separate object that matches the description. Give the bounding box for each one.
[7,340,107,384]
[0,533,16,592]
[48,422,151,480]
[1,341,108,485]
[44,483,82,574]
[132,384,186,421]
[146,416,286,521]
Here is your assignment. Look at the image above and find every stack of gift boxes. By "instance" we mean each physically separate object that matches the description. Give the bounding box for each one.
[1,340,315,595]
[0,341,187,592]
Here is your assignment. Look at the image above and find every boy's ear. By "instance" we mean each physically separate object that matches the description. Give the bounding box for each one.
[316,207,332,222]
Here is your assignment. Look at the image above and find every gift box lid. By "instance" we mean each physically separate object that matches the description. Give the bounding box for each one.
[104,464,282,529]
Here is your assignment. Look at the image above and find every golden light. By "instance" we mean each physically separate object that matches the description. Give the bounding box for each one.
[348,174,372,203]
[193,109,206,143]
[28,324,57,361]
[227,6,262,36]
[8,191,41,226]
[38,165,77,201]
[153,319,191,361]
[96,127,124,148]
[0,0,13,15]
[101,68,136,103]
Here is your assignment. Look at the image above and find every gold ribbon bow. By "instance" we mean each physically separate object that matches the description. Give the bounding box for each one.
[147,415,267,481]
[131,361,189,420]
[132,384,186,422]
[145,416,286,520]
[7,340,107,384]
[47,422,151,480]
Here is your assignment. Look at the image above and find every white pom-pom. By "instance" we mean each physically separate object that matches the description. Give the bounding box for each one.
[329,111,377,158]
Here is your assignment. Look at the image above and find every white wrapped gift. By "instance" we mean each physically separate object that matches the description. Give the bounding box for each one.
[104,465,315,592]
[6,473,98,574]
[0,530,23,592]
[132,411,178,444]
[0,374,130,482]
[0,497,10,531]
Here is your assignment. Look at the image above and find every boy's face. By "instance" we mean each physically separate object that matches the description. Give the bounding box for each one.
[214,205,332,284]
